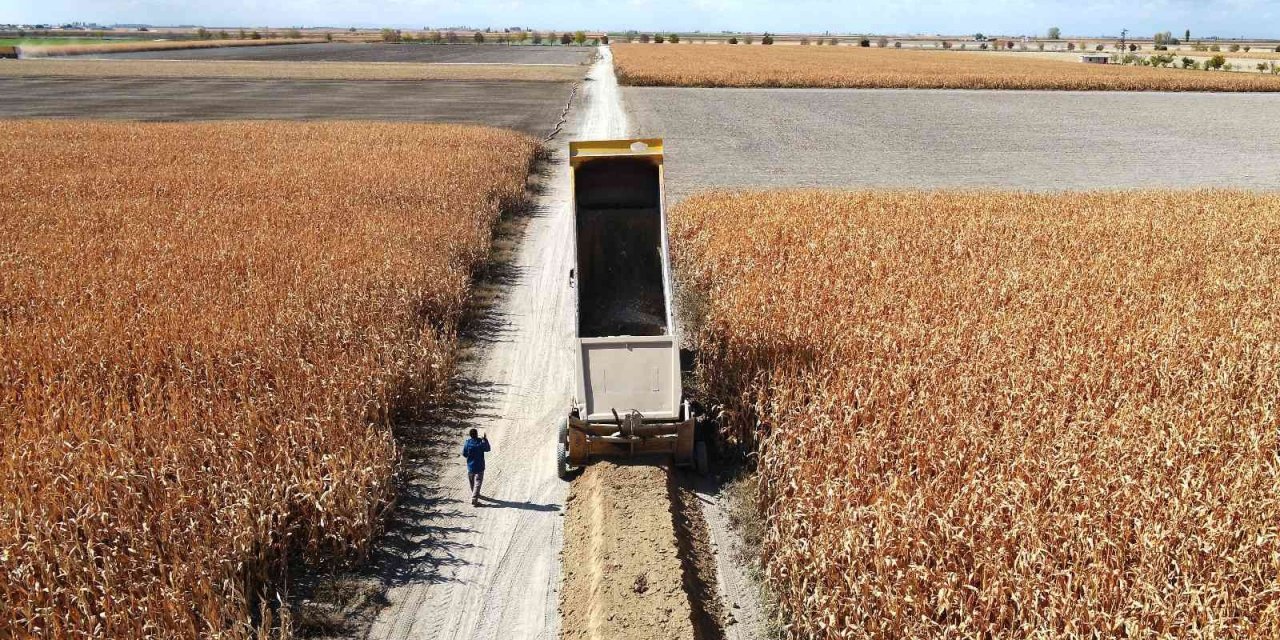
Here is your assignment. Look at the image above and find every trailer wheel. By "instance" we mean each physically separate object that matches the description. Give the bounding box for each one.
[557,440,571,480]
[694,441,709,476]
[556,417,572,479]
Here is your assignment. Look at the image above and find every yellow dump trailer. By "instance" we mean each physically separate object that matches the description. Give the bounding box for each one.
[557,138,707,478]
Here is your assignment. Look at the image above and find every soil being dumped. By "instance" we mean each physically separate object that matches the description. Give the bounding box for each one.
[560,462,699,640]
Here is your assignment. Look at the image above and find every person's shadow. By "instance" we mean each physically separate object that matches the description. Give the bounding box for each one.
[476,497,561,512]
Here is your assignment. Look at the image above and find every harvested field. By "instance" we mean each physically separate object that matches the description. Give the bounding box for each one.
[0,77,574,134]
[560,462,698,640]
[671,189,1280,639]
[90,42,595,64]
[0,120,540,638]
[612,43,1280,90]
[20,37,322,57]
[0,58,586,82]
[624,87,1280,197]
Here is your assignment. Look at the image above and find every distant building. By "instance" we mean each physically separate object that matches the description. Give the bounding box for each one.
[1079,54,1110,64]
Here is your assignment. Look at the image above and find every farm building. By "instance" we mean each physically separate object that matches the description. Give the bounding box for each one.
[1079,54,1110,64]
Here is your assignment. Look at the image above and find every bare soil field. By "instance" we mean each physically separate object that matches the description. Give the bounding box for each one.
[19,37,322,57]
[672,189,1280,639]
[89,42,595,64]
[623,87,1280,198]
[0,58,586,82]
[612,43,1280,91]
[0,77,574,135]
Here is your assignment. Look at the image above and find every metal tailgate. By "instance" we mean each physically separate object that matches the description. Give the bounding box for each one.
[577,335,681,421]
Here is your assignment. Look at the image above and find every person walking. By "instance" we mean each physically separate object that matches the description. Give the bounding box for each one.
[461,428,491,506]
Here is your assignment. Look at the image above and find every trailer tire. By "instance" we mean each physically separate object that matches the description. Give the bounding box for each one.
[556,417,572,479]
[694,441,709,476]
[556,441,571,480]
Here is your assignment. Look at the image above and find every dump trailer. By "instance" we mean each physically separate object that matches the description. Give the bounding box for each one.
[557,138,707,478]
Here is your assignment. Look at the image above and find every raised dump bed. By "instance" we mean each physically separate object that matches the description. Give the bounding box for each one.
[558,138,705,478]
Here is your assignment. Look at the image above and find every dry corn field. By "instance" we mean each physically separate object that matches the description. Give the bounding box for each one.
[670,190,1280,638]
[19,38,323,57]
[0,120,539,638]
[613,44,1280,91]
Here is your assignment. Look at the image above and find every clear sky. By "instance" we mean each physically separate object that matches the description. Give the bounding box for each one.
[3,0,1276,39]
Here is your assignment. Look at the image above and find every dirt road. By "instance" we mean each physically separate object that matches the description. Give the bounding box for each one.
[362,46,628,640]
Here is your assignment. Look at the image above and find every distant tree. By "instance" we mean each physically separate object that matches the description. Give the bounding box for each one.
[218,30,229,40]
[624,30,638,43]
[639,33,650,43]
[1242,45,1250,52]
[530,31,542,44]
[654,34,665,43]
[515,31,527,44]
[574,30,587,45]
[1037,42,1044,50]
[1228,43,1240,52]
[195,27,210,39]
[324,32,333,42]
[1184,29,1190,41]
[1209,43,1220,51]
[939,40,951,49]
[893,41,902,48]
[1275,44,1280,52]
[974,32,985,40]
[979,42,989,50]
[600,35,608,44]
[381,28,400,43]
[1066,42,1075,51]
[799,37,810,45]
[1096,43,1104,51]
[1182,57,1195,68]
[560,32,572,45]
[238,28,247,39]
[667,33,679,43]
[1206,54,1226,69]
[285,28,301,39]
[876,37,888,47]
[250,30,262,40]
[1047,27,1061,39]
[446,30,460,44]
[858,38,870,47]
[1128,43,1137,51]
[473,31,485,43]
[761,33,774,45]
[742,35,753,44]
[727,36,738,44]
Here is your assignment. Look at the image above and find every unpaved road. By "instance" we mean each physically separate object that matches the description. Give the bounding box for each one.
[624,87,1280,198]
[361,46,628,640]
[560,463,694,640]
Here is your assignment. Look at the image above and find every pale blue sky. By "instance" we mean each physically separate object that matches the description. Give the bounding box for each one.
[3,0,1276,39]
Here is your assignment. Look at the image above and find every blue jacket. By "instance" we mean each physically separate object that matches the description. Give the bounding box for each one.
[462,437,491,473]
